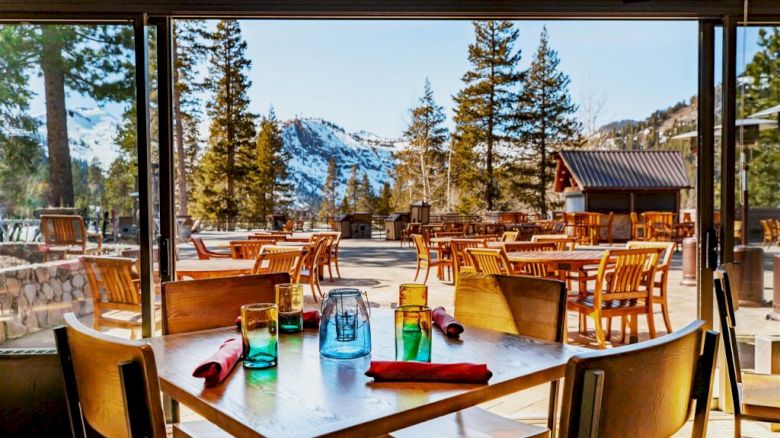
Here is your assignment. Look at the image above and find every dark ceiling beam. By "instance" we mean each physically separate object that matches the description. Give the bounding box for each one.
[1,0,779,20]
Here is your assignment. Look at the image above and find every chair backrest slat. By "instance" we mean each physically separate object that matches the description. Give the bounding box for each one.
[80,256,140,307]
[454,272,566,342]
[230,240,275,259]
[40,215,88,247]
[252,248,304,282]
[161,273,289,335]
[57,313,166,438]
[466,248,512,275]
[559,320,718,438]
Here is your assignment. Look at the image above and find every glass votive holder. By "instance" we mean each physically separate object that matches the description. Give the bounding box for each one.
[275,283,304,333]
[241,303,278,369]
[395,305,432,362]
[399,283,428,307]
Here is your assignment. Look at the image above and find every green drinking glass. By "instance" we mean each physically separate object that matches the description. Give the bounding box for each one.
[394,305,432,362]
[241,303,278,369]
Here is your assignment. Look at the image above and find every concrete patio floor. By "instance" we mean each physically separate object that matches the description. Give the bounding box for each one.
[187,232,780,437]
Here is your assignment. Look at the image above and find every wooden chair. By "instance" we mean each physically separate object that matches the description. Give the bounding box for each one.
[191,237,230,259]
[465,247,518,275]
[80,256,160,338]
[734,220,743,241]
[644,211,674,242]
[630,212,646,241]
[300,236,327,301]
[626,241,675,334]
[161,273,288,335]
[40,214,102,261]
[714,266,780,437]
[532,234,576,251]
[761,219,777,247]
[55,313,167,438]
[502,241,557,277]
[393,272,567,438]
[501,230,519,242]
[450,238,484,287]
[558,320,718,438]
[411,234,447,284]
[319,231,342,279]
[248,234,282,242]
[592,212,614,246]
[252,248,304,282]
[229,240,274,259]
[567,248,660,349]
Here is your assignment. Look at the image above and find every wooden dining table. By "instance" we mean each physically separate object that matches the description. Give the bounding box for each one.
[148,309,586,437]
[174,258,255,280]
[507,249,606,292]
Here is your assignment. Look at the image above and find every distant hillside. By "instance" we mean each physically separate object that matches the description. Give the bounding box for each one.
[589,99,697,150]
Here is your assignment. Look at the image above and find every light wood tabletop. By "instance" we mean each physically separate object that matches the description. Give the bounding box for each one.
[148,308,586,437]
[174,259,255,280]
[506,250,605,265]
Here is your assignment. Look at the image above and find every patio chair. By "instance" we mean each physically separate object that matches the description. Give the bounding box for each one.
[531,234,576,250]
[80,256,161,339]
[500,230,519,242]
[39,214,102,262]
[393,272,567,438]
[558,320,718,438]
[161,273,289,335]
[450,238,484,287]
[715,266,780,437]
[55,313,228,438]
[191,237,230,259]
[567,248,660,349]
[229,240,274,259]
[411,234,448,284]
[760,219,776,247]
[622,240,676,334]
[630,212,646,240]
[592,212,614,246]
[465,247,518,276]
[252,248,304,282]
[300,236,327,301]
[502,241,557,277]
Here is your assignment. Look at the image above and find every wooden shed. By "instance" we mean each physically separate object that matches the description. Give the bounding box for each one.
[555,150,691,239]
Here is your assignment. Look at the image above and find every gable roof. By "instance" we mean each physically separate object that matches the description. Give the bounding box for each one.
[555,150,691,192]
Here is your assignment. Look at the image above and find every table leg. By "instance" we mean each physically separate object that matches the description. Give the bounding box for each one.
[629,315,639,344]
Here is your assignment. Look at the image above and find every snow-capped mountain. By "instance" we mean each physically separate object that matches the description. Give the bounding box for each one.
[34,108,399,210]
[282,118,400,210]
[35,106,121,167]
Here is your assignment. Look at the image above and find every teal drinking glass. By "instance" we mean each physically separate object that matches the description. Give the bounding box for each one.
[241,303,278,368]
[394,305,432,362]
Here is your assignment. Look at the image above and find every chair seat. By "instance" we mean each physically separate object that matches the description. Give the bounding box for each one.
[568,296,646,312]
[173,420,231,438]
[390,407,550,438]
[46,244,101,254]
[740,373,780,421]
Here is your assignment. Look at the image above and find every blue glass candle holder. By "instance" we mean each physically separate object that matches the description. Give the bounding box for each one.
[319,288,371,359]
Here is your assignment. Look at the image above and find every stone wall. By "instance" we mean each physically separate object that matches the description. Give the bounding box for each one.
[0,242,48,264]
[0,260,91,344]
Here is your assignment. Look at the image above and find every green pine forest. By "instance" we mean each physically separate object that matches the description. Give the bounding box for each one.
[1,22,780,223]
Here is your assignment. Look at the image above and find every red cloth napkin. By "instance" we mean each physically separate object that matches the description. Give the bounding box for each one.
[192,338,242,387]
[432,307,464,338]
[236,311,320,330]
[365,361,492,384]
[303,310,320,328]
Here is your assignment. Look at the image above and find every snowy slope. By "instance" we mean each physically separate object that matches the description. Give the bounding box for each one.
[282,118,400,210]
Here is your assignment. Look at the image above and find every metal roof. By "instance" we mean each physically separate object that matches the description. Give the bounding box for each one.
[556,150,691,191]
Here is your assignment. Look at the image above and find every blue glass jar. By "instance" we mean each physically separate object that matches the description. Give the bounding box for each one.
[319,288,371,359]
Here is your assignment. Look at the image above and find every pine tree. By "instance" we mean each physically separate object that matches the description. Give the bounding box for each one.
[357,173,375,212]
[172,20,208,216]
[345,165,360,212]
[375,181,394,216]
[451,21,523,213]
[193,20,256,228]
[319,158,339,218]
[514,27,582,216]
[398,78,449,209]
[245,108,292,219]
[11,24,133,207]
[338,194,350,214]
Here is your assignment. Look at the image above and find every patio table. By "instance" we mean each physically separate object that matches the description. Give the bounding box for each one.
[148,308,585,437]
[173,258,254,280]
[507,249,606,293]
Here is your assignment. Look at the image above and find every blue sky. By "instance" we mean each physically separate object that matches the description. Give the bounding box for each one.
[29,20,767,140]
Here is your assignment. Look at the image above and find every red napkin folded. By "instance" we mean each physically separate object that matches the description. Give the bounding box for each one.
[192,338,242,387]
[432,307,464,338]
[365,361,492,384]
[303,310,321,328]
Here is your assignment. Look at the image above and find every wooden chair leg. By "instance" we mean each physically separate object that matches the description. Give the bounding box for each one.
[547,379,560,437]
[660,301,673,333]
[327,259,334,282]
[414,260,421,282]
[423,262,431,285]
[334,253,341,278]
[620,316,627,344]
[605,318,612,342]
[646,308,656,339]
[593,314,606,349]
